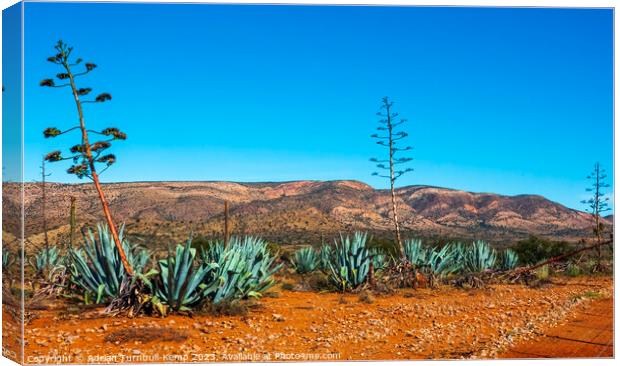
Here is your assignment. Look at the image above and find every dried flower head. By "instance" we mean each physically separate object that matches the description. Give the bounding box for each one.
[69,144,85,154]
[96,154,116,166]
[40,79,55,87]
[85,63,97,71]
[43,127,62,138]
[101,127,127,140]
[56,73,70,80]
[77,88,92,96]
[95,93,112,102]
[44,151,63,162]
[90,141,111,152]
[67,163,89,178]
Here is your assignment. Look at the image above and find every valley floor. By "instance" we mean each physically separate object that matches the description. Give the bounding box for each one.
[5,276,614,363]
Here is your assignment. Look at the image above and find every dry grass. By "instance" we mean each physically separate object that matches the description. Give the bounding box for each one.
[358,291,375,304]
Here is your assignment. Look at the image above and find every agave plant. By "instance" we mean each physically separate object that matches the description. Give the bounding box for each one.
[69,223,150,304]
[199,240,225,263]
[318,244,333,272]
[426,243,462,277]
[404,239,427,266]
[500,249,519,270]
[462,240,497,273]
[155,238,217,313]
[203,236,282,304]
[370,247,389,271]
[291,247,318,274]
[2,247,15,272]
[30,246,63,276]
[327,232,371,291]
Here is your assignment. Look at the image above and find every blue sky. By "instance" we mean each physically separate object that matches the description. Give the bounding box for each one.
[10,2,615,211]
[2,2,22,183]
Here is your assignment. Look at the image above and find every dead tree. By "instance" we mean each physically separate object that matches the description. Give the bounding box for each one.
[505,238,613,283]
[371,97,413,259]
[581,162,611,271]
[66,196,77,270]
[40,40,133,275]
[40,158,52,274]
[224,200,230,247]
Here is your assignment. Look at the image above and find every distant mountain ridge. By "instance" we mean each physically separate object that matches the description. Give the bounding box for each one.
[3,180,609,246]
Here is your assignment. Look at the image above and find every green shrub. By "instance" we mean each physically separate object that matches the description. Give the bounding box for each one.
[513,236,572,265]
[535,265,550,280]
[281,282,295,291]
[266,242,282,257]
[580,290,601,299]
[306,271,332,291]
[201,300,249,317]
[583,259,598,274]
[190,235,211,252]
[358,290,375,304]
[566,263,581,277]
[367,237,400,260]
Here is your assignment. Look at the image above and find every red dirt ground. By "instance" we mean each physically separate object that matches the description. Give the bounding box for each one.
[500,297,613,358]
[2,276,613,363]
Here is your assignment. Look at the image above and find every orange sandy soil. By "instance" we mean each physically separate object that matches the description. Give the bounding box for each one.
[5,276,613,364]
[500,297,613,358]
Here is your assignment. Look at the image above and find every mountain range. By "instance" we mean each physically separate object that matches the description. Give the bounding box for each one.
[2,180,610,247]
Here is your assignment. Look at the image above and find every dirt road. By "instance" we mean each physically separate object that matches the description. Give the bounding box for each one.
[500,297,613,358]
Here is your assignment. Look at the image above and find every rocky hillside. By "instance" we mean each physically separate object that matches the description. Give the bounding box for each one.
[2,180,607,246]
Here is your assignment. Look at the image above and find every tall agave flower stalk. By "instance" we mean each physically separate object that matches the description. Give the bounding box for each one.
[40,40,132,275]
[370,97,414,259]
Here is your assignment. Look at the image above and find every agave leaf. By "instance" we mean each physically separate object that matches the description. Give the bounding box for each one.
[96,284,106,304]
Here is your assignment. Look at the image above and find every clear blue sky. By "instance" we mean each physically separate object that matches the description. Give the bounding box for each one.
[11,2,616,211]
